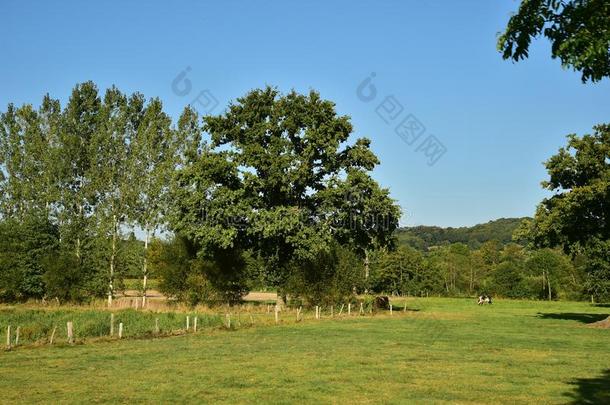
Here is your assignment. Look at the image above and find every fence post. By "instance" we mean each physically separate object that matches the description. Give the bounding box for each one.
[330,305,334,317]
[15,326,20,346]
[404,302,407,313]
[226,314,231,329]
[110,313,115,336]
[67,321,74,344]
[390,304,393,315]
[6,325,11,349]
[186,316,190,331]
[348,303,351,316]
[49,326,57,345]
[155,318,160,334]
[118,322,123,339]
[194,317,198,332]
[274,306,279,324]
[360,302,364,315]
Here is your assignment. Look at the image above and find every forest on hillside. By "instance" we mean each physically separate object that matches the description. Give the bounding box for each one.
[395,218,527,250]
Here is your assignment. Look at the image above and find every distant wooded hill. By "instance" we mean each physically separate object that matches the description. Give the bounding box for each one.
[395,218,528,250]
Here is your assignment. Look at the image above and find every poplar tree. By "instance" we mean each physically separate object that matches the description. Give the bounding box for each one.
[89,86,130,306]
[129,98,174,305]
[57,81,101,260]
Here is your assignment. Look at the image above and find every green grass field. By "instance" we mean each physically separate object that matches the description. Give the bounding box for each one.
[1,298,608,404]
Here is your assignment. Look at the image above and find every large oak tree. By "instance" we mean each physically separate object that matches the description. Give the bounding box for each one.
[171,87,400,301]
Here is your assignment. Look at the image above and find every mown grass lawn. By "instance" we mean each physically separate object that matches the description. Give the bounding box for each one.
[1,298,608,404]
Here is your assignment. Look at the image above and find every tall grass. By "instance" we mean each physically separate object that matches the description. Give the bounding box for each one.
[0,308,223,346]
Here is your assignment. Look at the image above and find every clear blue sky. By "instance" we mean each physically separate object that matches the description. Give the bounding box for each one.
[2,0,608,227]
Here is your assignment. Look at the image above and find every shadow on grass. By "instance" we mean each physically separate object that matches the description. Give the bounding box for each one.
[564,369,610,405]
[593,303,610,308]
[536,313,609,324]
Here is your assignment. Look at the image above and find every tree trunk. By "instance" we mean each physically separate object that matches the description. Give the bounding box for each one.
[141,228,150,307]
[364,250,370,294]
[108,215,117,308]
[76,203,83,261]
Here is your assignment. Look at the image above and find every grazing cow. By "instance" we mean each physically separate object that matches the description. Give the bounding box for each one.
[477,295,492,305]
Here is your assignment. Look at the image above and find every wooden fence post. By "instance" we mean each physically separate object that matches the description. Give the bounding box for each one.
[390,304,393,315]
[315,306,319,320]
[6,325,11,349]
[226,314,231,329]
[186,316,190,331]
[49,326,57,345]
[110,313,115,336]
[118,322,123,339]
[360,302,364,315]
[274,306,279,324]
[348,303,351,316]
[330,305,334,317]
[194,317,198,332]
[404,302,407,313]
[67,321,74,344]
[15,326,20,346]
[155,318,160,334]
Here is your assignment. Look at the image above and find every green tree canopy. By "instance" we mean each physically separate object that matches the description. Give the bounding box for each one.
[522,124,609,299]
[498,0,610,82]
[171,87,400,293]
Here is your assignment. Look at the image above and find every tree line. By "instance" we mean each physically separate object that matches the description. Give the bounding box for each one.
[0,82,608,305]
[0,82,200,303]
[3,0,610,306]
[0,83,400,305]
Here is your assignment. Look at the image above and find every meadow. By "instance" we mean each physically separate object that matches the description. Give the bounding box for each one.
[1,298,608,404]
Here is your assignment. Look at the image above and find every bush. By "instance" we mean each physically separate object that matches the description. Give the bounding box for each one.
[0,215,58,302]
[283,243,363,306]
[153,236,250,305]
[489,261,528,298]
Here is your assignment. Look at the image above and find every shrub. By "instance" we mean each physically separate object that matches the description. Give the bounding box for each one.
[283,243,363,306]
[0,215,58,302]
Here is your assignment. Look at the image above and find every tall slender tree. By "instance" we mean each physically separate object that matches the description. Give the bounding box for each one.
[57,81,101,261]
[89,86,131,306]
[129,98,174,305]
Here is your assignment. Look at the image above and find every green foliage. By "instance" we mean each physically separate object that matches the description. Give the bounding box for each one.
[522,124,610,301]
[0,215,58,302]
[395,218,527,250]
[42,251,87,302]
[151,236,250,305]
[171,87,400,296]
[526,248,582,300]
[369,246,436,296]
[498,0,610,82]
[490,261,529,298]
[283,243,363,306]
[581,238,610,301]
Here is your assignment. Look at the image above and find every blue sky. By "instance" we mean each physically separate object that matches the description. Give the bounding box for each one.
[2,0,608,227]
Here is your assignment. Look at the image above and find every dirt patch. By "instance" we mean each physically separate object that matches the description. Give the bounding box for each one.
[243,292,277,302]
[589,315,610,329]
